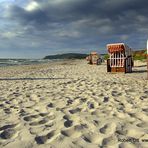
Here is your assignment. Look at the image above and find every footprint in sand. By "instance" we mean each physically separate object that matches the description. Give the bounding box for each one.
[19,109,28,117]
[136,122,148,128]
[29,117,49,126]
[66,99,73,105]
[81,132,103,145]
[103,97,109,103]
[69,108,81,114]
[39,112,49,117]
[63,114,73,128]
[101,135,118,146]
[63,115,70,120]
[111,91,122,97]
[45,122,54,128]
[79,98,87,103]
[93,120,100,126]
[0,123,19,140]
[64,120,73,128]
[99,123,116,135]
[35,130,55,144]
[140,95,148,100]
[0,104,4,107]
[0,123,18,131]
[23,114,40,122]
[82,135,92,143]
[30,126,45,135]
[115,123,127,136]
[47,102,54,108]
[0,129,16,139]
[3,108,11,114]
[74,124,88,131]
[87,102,95,109]
[61,127,81,138]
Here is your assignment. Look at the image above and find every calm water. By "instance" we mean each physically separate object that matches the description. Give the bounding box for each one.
[0,59,52,67]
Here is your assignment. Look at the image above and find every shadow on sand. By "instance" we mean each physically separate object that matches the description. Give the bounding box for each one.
[132,70,147,73]
[0,77,71,81]
[134,65,147,68]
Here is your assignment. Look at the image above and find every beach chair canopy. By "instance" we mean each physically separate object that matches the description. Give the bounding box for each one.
[107,43,132,56]
[107,43,124,53]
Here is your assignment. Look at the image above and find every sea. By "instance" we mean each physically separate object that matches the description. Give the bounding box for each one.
[0,59,53,67]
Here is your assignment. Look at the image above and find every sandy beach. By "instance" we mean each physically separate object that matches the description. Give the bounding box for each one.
[0,60,148,148]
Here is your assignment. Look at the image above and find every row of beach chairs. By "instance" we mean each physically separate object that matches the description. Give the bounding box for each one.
[86,43,134,73]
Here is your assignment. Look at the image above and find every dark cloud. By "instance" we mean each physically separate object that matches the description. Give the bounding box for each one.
[0,0,148,58]
[7,0,148,33]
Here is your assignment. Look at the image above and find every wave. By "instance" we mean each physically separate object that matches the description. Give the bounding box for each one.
[0,59,52,67]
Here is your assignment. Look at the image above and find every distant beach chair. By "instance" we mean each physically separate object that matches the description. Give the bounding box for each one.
[106,43,133,73]
[86,51,101,65]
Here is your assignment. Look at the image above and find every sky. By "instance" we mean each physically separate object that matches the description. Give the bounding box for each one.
[0,0,148,58]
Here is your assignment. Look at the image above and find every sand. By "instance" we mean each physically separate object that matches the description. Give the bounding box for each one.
[0,60,147,148]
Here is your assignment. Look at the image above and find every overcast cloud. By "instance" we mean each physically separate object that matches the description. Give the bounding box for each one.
[0,0,148,58]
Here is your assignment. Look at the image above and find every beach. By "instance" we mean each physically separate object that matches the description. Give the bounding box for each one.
[0,59,148,148]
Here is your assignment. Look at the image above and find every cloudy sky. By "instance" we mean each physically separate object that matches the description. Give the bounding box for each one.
[0,0,148,58]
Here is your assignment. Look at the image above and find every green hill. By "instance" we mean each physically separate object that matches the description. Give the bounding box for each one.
[133,49,147,60]
[44,53,88,59]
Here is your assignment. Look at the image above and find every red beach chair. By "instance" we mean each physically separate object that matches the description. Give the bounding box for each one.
[107,43,133,73]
